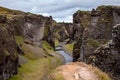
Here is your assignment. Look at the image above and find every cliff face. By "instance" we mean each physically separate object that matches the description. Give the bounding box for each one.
[11,14,55,48]
[89,24,120,80]
[72,11,90,61]
[0,15,18,80]
[72,6,120,79]
[43,16,55,48]
[54,23,73,42]
[0,6,56,80]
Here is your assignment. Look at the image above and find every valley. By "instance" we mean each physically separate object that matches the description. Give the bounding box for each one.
[0,5,120,80]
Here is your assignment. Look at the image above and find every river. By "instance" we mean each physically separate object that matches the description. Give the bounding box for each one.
[55,42,73,64]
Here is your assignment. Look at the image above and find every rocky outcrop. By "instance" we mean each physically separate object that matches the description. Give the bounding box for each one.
[88,24,120,80]
[72,6,120,80]
[11,14,49,47]
[43,16,55,48]
[72,10,90,61]
[54,22,73,42]
[0,16,18,80]
[0,6,56,80]
[73,6,120,61]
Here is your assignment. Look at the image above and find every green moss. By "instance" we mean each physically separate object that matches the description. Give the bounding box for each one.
[9,57,62,80]
[55,39,59,47]
[86,39,100,47]
[43,41,54,53]
[15,36,24,44]
[64,43,74,56]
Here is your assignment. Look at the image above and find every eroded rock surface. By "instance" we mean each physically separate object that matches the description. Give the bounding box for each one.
[72,6,120,80]
[89,24,120,80]
[0,6,56,80]
[0,16,18,80]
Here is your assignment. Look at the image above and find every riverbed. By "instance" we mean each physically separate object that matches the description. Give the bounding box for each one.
[55,42,73,64]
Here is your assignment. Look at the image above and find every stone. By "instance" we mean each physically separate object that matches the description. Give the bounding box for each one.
[0,15,7,23]
[72,6,120,80]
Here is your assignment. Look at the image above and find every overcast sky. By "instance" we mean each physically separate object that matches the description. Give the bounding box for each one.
[0,0,120,22]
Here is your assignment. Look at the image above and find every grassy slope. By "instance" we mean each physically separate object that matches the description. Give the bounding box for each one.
[9,36,63,80]
[9,57,61,80]
[55,39,59,47]
[63,43,74,56]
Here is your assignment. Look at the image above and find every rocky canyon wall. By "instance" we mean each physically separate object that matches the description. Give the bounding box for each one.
[0,6,56,80]
[72,5,120,80]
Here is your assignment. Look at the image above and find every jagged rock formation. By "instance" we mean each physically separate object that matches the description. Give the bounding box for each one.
[11,14,46,47]
[43,16,55,48]
[89,24,120,80]
[11,14,55,48]
[72,10,90,61]
[72,5,120,80]
[0,6,56,80]
[54,22,73,42]
[0,15,18,80]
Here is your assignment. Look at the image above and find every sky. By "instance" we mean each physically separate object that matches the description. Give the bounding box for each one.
[0,0,120,22]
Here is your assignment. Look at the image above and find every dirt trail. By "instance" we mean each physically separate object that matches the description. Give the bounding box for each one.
[54,62,111,80]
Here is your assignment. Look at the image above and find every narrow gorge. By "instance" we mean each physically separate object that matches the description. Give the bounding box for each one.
[0,5,120,80]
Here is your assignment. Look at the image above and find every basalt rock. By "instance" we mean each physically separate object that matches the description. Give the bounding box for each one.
[72,24,84,62]
[72,6,120,79]
[72,10,90,61]
[0,6,56,80]
[54,22,73,42]
[43,16,55,48]
[10,13,55,48]
[0,18,18,80]
[11,14,46,47]
[0,15,7,23]
[73,6,120,62]
[88,24,120,80]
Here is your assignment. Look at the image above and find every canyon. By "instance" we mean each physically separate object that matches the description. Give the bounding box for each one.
[0,5,119,80]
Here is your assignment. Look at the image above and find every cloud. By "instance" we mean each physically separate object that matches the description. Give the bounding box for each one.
[0,0,120,22]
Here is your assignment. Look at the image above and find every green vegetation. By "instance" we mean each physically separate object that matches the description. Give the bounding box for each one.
[11,35,63,80]
[87,39,100,47]
[43,40,54,53]
[93,67,111,80]
[0,6,24,16]
[0,6,12,14]
[9,57,62,80]
[55,39,59,47]
[55,33,60,40]
[64,43,74,56]
[15,36,24,44]
[9,40,63,80]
